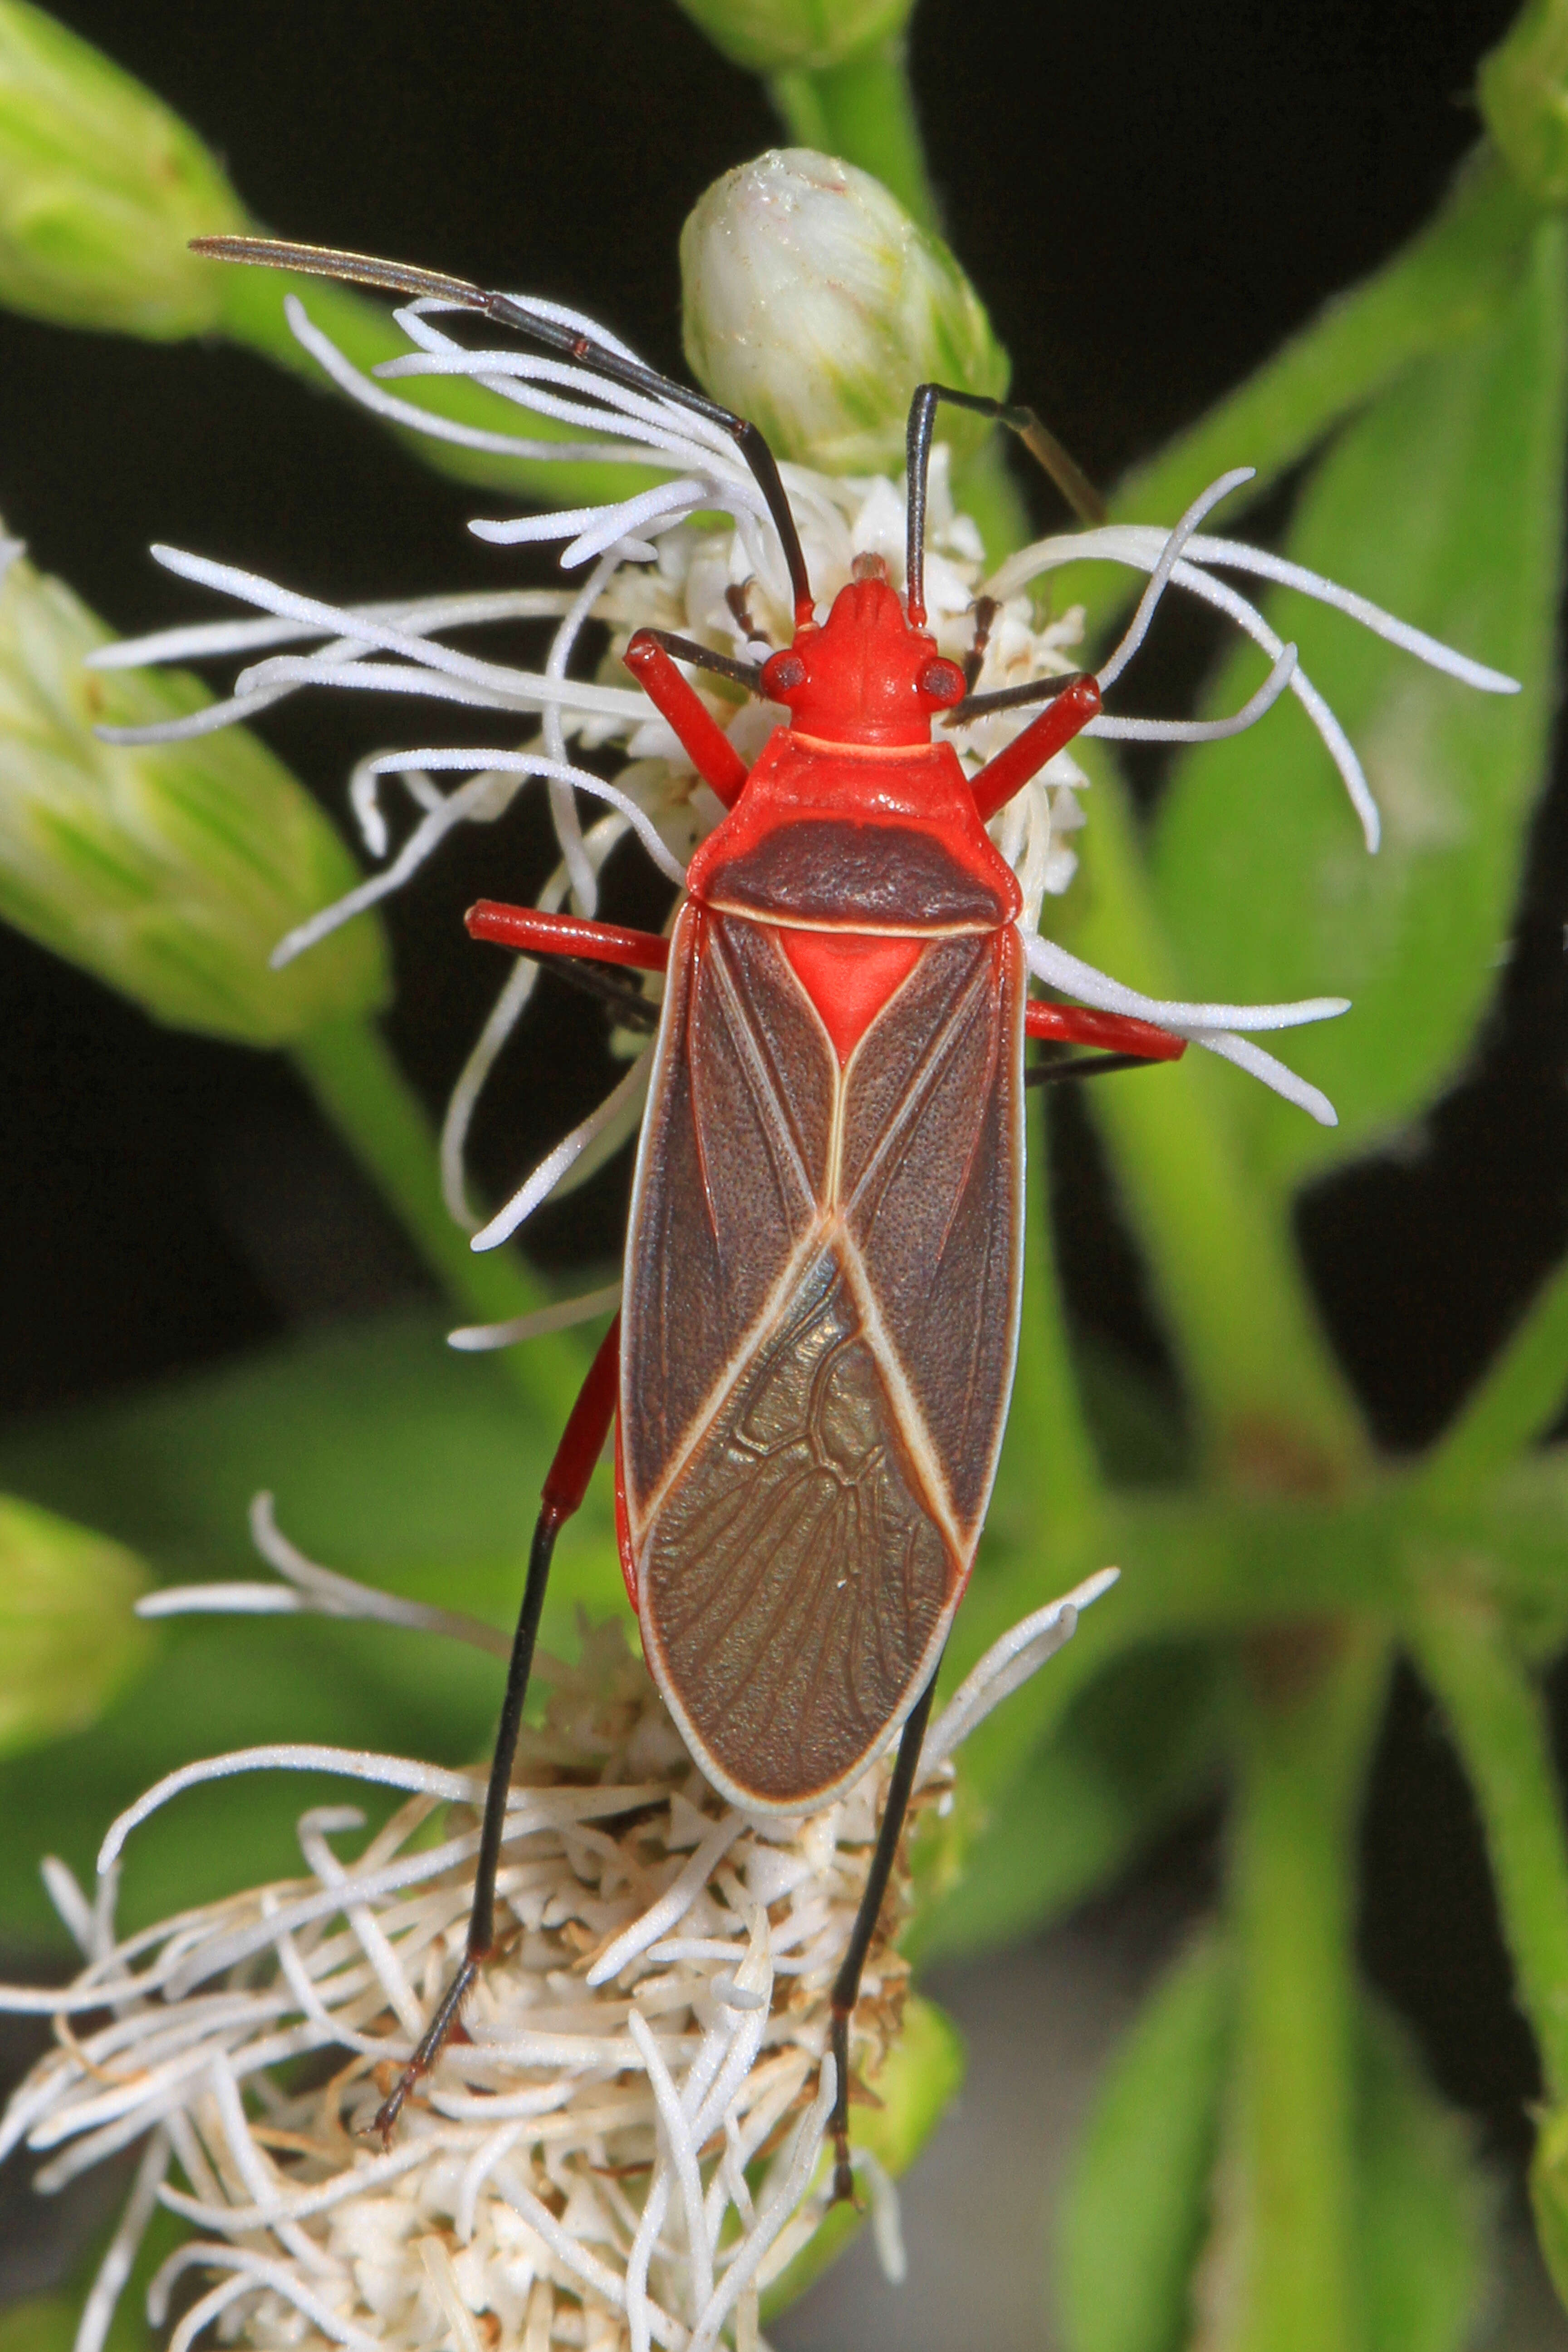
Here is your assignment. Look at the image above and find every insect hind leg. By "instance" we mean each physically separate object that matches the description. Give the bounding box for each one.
[372,1316,621,2144]
[828,1665,942,2205]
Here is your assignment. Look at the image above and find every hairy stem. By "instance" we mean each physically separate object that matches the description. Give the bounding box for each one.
[1223,1625,1389,2352]
[1414,1595,1568,2103]
[1421,1254,1568,1502]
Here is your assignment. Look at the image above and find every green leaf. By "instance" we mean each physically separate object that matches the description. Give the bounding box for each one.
[0,1494,152,1758]
[1151,211,1567,1194]
[1057,1929,1233,2352]
[1356,1999,1491,2352]
[915,1644,1223,1966]
[0,1312,628,1942]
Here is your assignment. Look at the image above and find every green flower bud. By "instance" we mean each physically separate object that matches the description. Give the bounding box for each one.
[1479,0,1568,206]
[0,0,246,337]
[671,0,911,75]
[0,1495,152,1759]
[681,147,1009,474]
[0,537,388,1045]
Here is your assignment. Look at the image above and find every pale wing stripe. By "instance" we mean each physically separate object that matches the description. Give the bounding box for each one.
[833,1232,969,1564]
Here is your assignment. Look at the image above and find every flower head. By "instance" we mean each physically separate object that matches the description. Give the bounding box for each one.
[92,215,1518,1260]
[0,1521,1107,2352]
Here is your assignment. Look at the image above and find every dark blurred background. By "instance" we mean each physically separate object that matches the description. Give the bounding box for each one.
[4,1,1567,2340]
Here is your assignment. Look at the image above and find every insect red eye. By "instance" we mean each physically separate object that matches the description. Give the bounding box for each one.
[918,659,965,705]
[763,650,807,697]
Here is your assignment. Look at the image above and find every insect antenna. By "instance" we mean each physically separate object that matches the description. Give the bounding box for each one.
[633,628,767,694]
[904,382,1106,626]
[944,668,1093,727]
[962,596,1000,691]
[190,235,816,627]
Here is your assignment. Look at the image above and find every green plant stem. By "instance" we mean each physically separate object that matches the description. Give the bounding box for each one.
[1421,1255,1568,1502]
[767,39,939,228]
[1060,758,1368,1488]
[1078,150,1535,634]
[944,1101,1106,1823]
[1000,1097,1103,1550]
[1414,1596,1568,2102]
[290,1015,581,1421]
[1226,1626,1390,2352]
[213,258,661,508]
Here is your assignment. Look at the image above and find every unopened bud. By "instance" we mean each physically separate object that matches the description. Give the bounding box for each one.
[681,147,1008,473]
[1479,0,1568,204]
[672,0,912,75]
[0,537,388,1045]
[0,1495,152,1759]
[0,0,246,336]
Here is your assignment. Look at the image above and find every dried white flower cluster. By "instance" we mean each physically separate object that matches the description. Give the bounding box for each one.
[0,1538,1112,2352]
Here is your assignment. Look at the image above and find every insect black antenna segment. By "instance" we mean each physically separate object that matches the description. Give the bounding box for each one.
[635,628,768,694]
[903,382,1107,627]
[944,668,1094,728]
[190,236,816,627]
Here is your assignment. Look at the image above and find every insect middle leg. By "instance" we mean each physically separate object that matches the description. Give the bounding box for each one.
[1025,998,1188,1084]
[827,1666,943,2206]
[372,1315,621,2143]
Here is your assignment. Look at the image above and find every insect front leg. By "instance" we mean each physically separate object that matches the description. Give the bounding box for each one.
[623,630,749,807]
[372,1316,621,2143]
[827,1667,942,2206]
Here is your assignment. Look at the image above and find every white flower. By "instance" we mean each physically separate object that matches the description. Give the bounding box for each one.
[0,1511,1113,2352]
[86,282,1519,1256]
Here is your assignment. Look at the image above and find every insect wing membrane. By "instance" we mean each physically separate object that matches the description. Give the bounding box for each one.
[621,901,1025,1812]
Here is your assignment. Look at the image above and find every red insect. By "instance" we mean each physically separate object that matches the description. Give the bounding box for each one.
[198,237,1188,2193]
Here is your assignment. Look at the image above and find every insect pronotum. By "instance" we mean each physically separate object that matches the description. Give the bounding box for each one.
[195,234,1188,2199]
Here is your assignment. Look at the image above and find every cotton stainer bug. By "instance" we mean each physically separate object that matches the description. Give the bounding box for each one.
[195,235,1192,2193]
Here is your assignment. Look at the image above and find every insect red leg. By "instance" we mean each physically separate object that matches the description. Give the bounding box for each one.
[827,1667,943,2205]
[372,1316,621,2144]
[466,902,671,970]
[1025,1001,1186,1061]
[623,630,749,808]
[970,677,1102,823]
